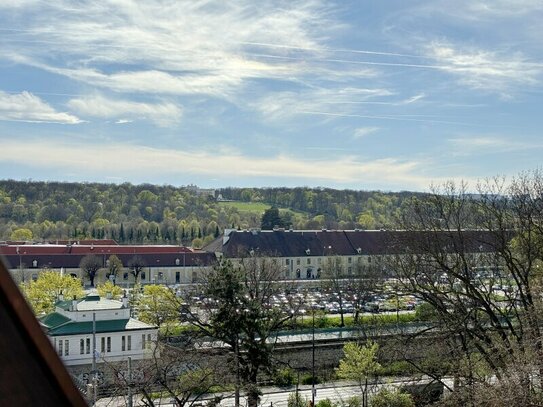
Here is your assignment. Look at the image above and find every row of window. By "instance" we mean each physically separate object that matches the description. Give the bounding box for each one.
[285,256,369,266]
[57,333,153,356]
[292,266,357,279]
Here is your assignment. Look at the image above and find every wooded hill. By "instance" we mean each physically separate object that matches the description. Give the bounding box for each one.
[0,180,422,247]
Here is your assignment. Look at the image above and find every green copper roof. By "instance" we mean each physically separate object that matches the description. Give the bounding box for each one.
[39,312,71,329]
[47,318,154,336]
[54,295,124,312]
[54,300,75,311]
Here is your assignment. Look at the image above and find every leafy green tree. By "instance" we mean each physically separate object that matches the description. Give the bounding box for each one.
[336,341,381,407]
[20,270,84,314]
[370,388,414,407]
[414,302,438,321]
[10,227,33,241]
[79,254,102,287]
[261,206,284,230]
[96,280,123,300]
[106,254,123,284]
[191,237,203,249]
[0,180,417,243]
[136,284,179,329]
[316,399,335,407]
[188,258,296,407]
[357,212,376,230]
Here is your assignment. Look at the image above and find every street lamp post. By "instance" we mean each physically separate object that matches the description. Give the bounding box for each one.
[235,330,240,407]
[91,312,97,406]
[312,305,316,407]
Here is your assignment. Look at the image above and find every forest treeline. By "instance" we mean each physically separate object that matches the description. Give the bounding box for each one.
[0,180,422,247]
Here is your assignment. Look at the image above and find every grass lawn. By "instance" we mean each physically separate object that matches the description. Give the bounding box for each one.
[218,201,309,220]
[217,201,271,213]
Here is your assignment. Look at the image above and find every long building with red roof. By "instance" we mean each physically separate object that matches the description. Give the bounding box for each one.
[0,240,216,285]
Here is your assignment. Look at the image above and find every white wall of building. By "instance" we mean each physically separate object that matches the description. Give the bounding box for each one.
[51,329,157,366]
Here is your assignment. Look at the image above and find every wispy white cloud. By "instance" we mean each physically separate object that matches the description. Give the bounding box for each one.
[299,111,483,127]
[67,94,182,127]
[253,87,393,121]
[445,0,543,20]
[426,42,541,94]
[447,135,543,156]
[0,1,345,98]
[401,93,425,104]
[0,91,82,124]
[353,127,379,139]
[0,138,435,189]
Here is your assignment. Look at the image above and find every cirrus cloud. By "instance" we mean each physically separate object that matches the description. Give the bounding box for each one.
[0,91,82,124]
[67,94,183,127]
[0,137,437,190]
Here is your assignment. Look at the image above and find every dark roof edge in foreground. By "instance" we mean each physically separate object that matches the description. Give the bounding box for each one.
[0,255,87,406]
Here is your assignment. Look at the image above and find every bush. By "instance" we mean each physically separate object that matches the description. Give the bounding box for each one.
[300,373,320,385]
[274,367,297,387]
[343,396,362,407]
[316,399,335,407]
[370,388,415,407]
[379,361,415,376]
[288,392,307,407]
[414,303,438,321]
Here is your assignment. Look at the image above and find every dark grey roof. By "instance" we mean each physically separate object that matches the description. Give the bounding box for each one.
[205,229,500,258]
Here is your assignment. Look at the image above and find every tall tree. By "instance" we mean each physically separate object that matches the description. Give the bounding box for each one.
[79,254,102,287]
[119,222,125,242]
[136,285,179,329]
[10,227,33,241]
[21,270,84,314]
[260,206,284,230]
[390,173,543,404]
[336,341,381,407]
[322,256,347,327]
[106,254,123,285]
[96,280,123,300]
[187,258,298,407]
[128,255,146,283]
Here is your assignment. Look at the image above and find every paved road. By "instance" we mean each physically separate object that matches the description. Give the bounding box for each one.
[96,377,452,407]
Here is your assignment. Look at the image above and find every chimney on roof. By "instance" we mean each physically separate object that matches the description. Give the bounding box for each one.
[71,295,78,311]
[122,290,128,308]
[106,291,112,300]
[58,290,64,302]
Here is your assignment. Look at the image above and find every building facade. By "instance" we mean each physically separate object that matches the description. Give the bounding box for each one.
[40,294,157,366]
[204,228,498,280]
[0,240,216,286]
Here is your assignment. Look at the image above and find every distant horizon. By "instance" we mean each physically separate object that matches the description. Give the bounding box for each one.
[0,177,423,194]
[1,2,542,191]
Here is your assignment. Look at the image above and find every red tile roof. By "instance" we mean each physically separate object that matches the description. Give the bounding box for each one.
[0,242,216,269]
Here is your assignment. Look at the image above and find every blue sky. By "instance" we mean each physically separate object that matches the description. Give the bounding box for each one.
[1,0,542,191]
